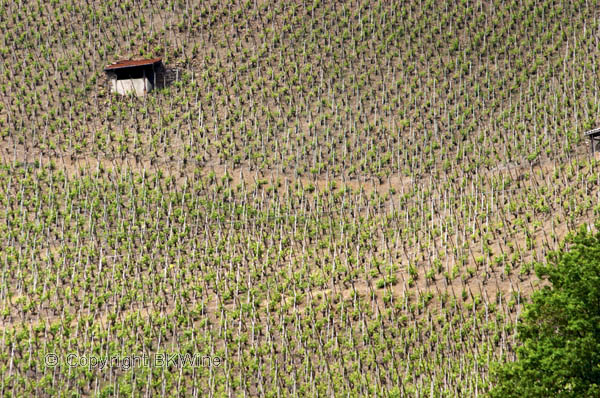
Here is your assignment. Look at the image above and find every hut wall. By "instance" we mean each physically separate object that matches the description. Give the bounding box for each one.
[110,77,153,96]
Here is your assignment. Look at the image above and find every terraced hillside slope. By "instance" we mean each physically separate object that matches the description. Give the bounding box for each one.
[1,0,600,396]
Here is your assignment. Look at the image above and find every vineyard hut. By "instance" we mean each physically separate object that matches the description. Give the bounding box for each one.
[585,127,600,154]
[104,58,163,96]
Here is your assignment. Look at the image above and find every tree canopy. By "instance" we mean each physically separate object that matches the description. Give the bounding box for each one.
[489,225,600,398]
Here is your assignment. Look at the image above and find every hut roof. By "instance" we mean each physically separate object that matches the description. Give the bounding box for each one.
[585,127,600,137]
[104,57,162,72]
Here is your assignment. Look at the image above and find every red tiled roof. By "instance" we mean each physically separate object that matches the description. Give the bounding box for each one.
[104,57,162,71]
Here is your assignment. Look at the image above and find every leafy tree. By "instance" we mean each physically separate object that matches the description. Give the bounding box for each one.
[489,225,600,398]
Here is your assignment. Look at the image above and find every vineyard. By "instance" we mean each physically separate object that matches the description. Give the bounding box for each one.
[1,0,600,396]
